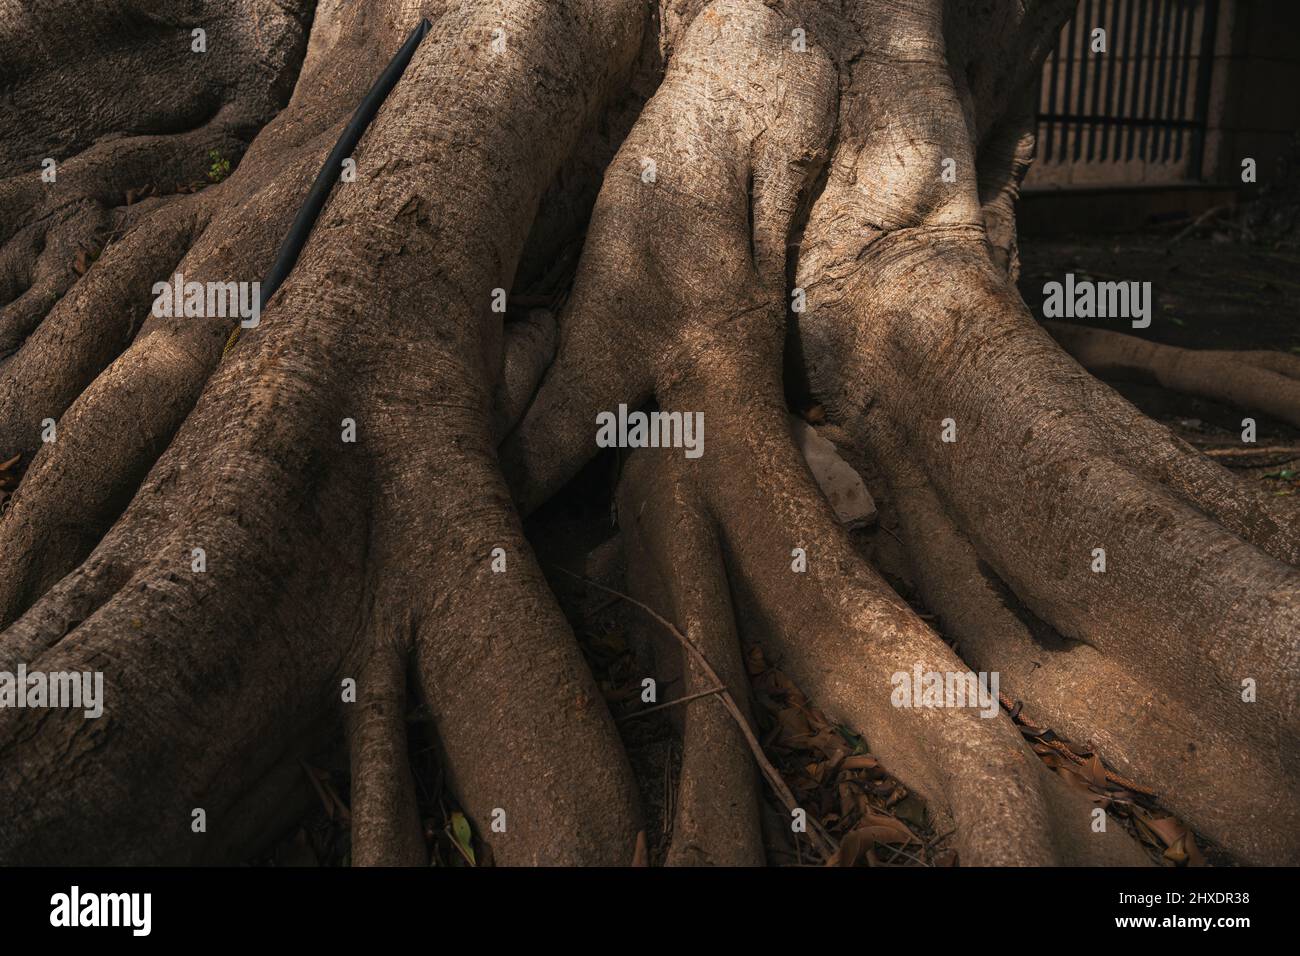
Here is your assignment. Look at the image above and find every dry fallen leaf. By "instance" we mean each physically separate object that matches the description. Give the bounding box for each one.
[1131,808,1204,865]
[856,811,919,846]
[841,754,879,771]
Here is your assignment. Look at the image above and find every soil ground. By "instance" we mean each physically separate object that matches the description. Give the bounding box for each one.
[1020,231,1300,452]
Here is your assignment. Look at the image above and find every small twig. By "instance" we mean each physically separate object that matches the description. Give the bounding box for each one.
[299,760,350,822]
[586,593,623,615]
[1202,445,1300,461]
[878,524,905,546]
[663,747,677,850]
[617,685,725,722]
[925,828,957,850]
[1171,204,1229,243]
[879,841,931,867]
[552,565,839,861]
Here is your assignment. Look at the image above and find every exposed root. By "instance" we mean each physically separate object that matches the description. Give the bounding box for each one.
[498,0,1162,865]
[347,638,426,866]
[501,0,840,512]
[0,202,113,356]
[0,0,652,865]
[799,237,1300,862]
[370,408,643,865]
[3,0,1295,869]
[859,430,1283,857]
[0,349,369,862]
[1045,320,1300,429]
[0,0,313,177]
[616,459,768,865]
[493,309,557,440]
[0,192,207,452]
[976,99,1037,282]
[0,94,389,626]
[701,374,1149,864]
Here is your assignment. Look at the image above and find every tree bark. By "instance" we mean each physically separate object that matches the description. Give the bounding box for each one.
[1,0,1296,866]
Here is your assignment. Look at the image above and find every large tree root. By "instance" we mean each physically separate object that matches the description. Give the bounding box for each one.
[0,0,317,359]
[1044,321,1300,429]
[616,384,1150,864]
[0,0,316,174]
[506,0,1296,864]
[2,0,1294,866]
[860,422,1292,861]
[618,454,766,866]
[1,0,648,865]
[0,1,470,623]
[780,0,1299,862]
[502,0,1148,865]
[798,236,1300,864]
[347,638,426,867]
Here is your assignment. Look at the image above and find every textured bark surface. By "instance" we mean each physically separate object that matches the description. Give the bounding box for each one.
[1,0,1295,866]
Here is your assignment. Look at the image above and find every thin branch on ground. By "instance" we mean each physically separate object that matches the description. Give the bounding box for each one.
[551,564,839,861]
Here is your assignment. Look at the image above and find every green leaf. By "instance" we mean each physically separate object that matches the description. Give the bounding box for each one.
[835,724,867,754]
[450,811,476,866]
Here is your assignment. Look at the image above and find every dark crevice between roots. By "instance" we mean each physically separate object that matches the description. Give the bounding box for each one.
[971,556,1083,656]
[782,131,837,417]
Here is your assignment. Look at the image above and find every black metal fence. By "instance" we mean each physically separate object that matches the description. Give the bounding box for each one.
[1036,0,1219,177]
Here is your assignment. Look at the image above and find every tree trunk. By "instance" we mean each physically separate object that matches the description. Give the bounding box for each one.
[1,0,1295,866]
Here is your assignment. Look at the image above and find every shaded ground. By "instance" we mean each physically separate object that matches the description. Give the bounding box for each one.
[1019,233,1300,353]
[1021,232,1300,457]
